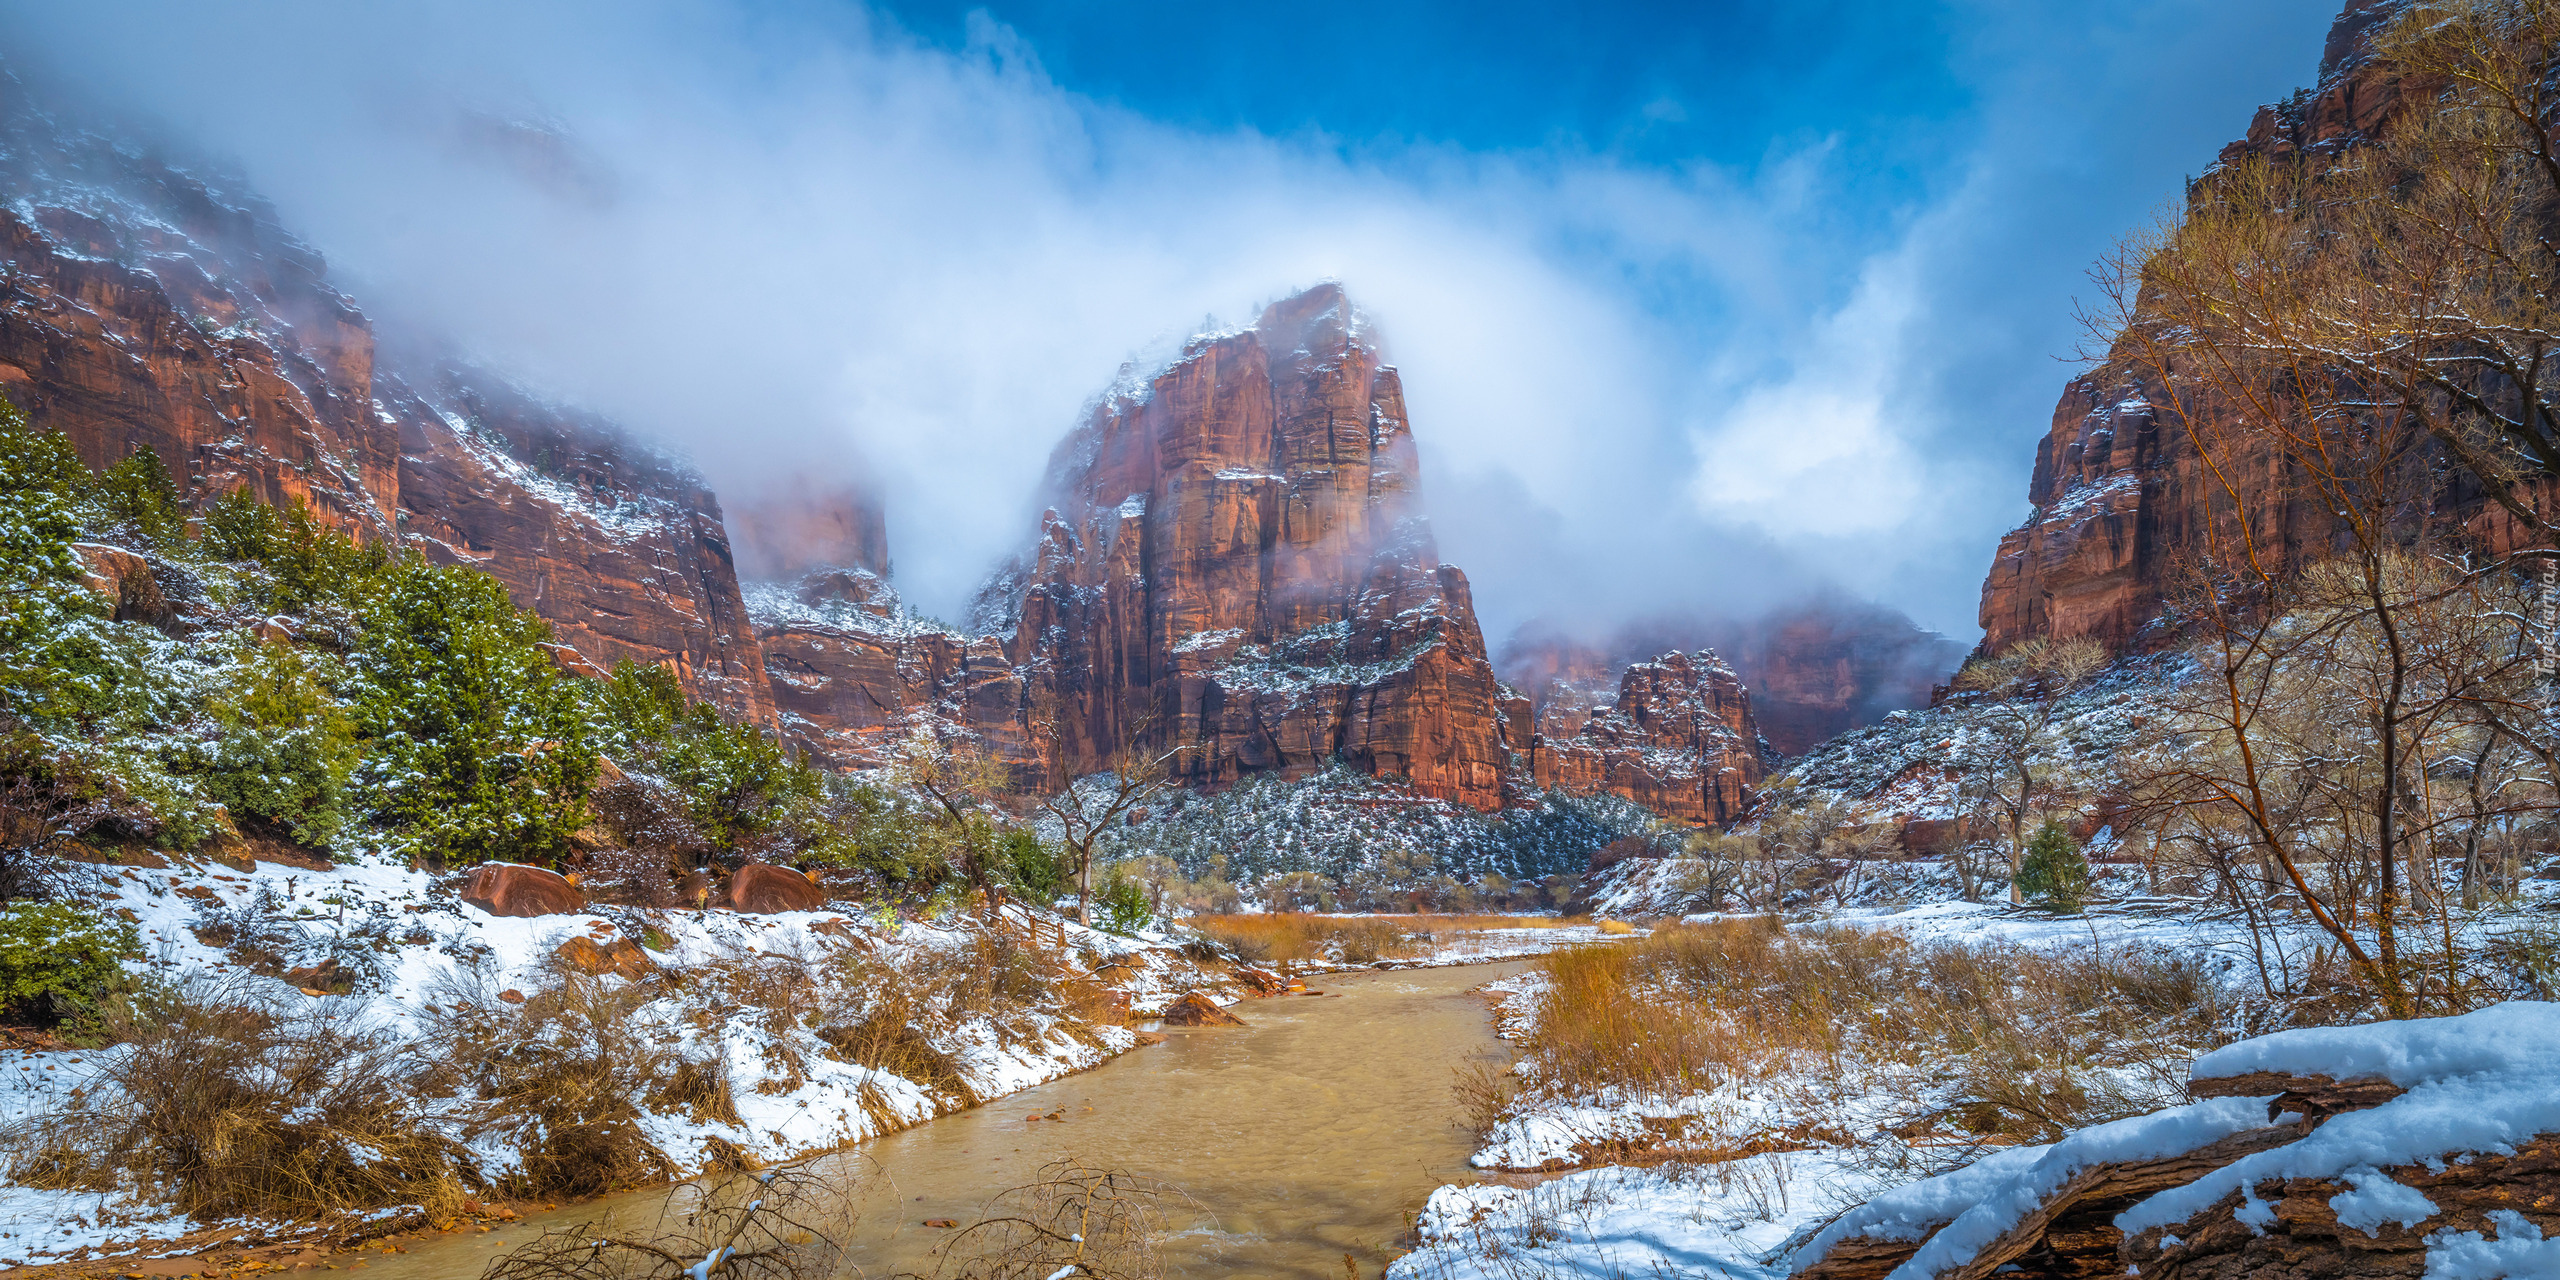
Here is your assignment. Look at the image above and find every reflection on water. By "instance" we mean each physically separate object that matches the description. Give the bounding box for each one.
[366,960,1527,1279]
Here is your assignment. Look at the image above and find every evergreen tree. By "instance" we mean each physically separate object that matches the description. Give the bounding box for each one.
[596,662,823,859]
[350,560,598,865]
[2015,817,2092,914]
[90,447,187,551]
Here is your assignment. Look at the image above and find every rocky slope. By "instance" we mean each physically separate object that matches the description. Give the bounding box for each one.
[0,66,778,722]
[1976,0,2428,654]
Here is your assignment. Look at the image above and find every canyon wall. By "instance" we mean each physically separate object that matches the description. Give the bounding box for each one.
[754,286,1777,822]
[0,68,779,722]
[1514,648,1764,823]
[1976,0,2422,655]
[1,62,1778,822]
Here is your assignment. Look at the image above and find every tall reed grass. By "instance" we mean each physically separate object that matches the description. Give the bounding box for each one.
[1507,917,2241,1144]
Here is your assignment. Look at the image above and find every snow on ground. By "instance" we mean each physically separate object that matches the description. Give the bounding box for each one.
[0,852,1232,1267]
[1793,1096,2281,1278]
[1391,1153,1871,1280]
[1381,922,1643,970]
[1394,897,2560,1280]
[2120,1003,2560,1241]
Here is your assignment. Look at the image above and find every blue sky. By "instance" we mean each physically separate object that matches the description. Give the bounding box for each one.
[889,0,1969,171]
[1,0,2336,643]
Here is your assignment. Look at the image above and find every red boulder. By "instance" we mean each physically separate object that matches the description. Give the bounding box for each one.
[721,863,825,914]
[1159,993,1244,1026]
[554,934,655,980]
[462,863,586,918]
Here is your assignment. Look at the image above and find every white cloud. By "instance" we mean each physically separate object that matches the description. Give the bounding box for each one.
[0,0,2334,640]
[1688,257,1928,539]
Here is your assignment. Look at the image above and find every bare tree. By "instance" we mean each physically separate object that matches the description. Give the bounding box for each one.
[887,728,1015,913]
[1950,637,2110,905]
[480,1161,861,1280]
[0,765,100,905]
[1035,741,1186,928]
[2082,44,2560,1007]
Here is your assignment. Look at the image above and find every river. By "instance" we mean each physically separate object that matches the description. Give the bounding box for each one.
[367,958,1528,1278]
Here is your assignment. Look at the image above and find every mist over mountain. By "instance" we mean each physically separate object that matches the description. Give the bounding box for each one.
[0,0,2331,641]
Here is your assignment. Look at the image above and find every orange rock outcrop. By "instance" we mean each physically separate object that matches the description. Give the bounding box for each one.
[1975,0,2452,657]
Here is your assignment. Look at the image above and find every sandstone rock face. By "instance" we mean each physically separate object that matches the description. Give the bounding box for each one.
[461,863,586,918]
[1700,606,1965,755]
[68,541,172,628]
[728,477,890,581]
[1974,2,2432,656]
[0,70,777,723]
[759,285,1510,809]
[720,862,825,913]
[1520,649,1763,825]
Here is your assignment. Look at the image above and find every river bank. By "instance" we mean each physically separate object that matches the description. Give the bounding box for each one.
[149,959,1534,1280]
[0,874,1625,1277]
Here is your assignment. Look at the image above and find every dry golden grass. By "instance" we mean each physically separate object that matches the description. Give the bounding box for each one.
[1510,917,2242,1144]
[2,974,475,1219]
[1190,913,1591,966]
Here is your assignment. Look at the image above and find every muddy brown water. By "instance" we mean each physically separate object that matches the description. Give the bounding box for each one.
[364,959,1529,1279]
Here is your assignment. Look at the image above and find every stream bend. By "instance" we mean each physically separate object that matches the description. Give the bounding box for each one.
[371,959,1528,1279]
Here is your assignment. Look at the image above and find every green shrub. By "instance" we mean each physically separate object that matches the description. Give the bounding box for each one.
[350,560,598,865]
[1002,827,1069,903]
[2016,818,2093,914]
[201,488,388,612]
[796,778,947,892]
[88,447,187,551]
[192,641,359,847]
[596,663,820,857]
[0,902,139,1024]
[1096,866,1151,936]
[0,414,104,720]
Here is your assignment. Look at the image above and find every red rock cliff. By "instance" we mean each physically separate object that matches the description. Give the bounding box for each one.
[1976,1,2421,655]
[0,69,775,722]
[760,284,1511,808]
[1501,598,1962,759]
[1518,648,1764,824]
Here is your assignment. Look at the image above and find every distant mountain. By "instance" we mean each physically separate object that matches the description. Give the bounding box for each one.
[1500,597,1966,759]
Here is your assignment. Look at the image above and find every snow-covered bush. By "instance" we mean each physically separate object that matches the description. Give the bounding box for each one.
[185,640,360,847]
[0,900,138,1024]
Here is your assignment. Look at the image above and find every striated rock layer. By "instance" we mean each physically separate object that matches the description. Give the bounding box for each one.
[0,60,1769,822]
[1518,649,1763,825]
[0,68,777,722]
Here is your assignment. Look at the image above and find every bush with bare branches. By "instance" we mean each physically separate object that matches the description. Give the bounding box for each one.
[480,1161,863,1280]
[905,1158,1181,1280]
